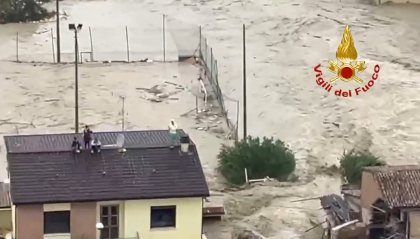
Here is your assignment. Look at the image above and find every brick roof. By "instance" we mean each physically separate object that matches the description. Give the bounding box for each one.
[365,165,420,208]
[4,130,186,153]
[6,130,209,204]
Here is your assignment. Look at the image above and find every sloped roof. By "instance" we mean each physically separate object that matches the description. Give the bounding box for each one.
[5,130,209,204]
[364,165,420,208]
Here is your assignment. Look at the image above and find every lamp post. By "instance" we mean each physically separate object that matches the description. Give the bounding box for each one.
[56,0,60,63]
[69,23,83,134]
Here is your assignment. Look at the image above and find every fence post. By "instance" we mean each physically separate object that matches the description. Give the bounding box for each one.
[125,26,130,62]
[16,32,19,62]
[210,48,213,81]
[162,14,166,62]
[204,39,208,67]
[196,95,198,113]
[89,27,94,61]
[50,28,55,63]
[236,100,239,141]
[199,26,202,59]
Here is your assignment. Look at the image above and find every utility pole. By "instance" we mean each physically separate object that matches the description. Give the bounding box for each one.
[120,96,126,132]
[56,0,61,63]
[75,29,79,133]
[162,14,166,62]
[69,24,83,133]
[242,24,247,140]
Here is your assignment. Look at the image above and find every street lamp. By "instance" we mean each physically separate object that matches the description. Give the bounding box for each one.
[56,0,60,63]
[69,23,83,134]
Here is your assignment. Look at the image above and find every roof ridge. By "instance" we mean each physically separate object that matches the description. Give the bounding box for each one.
[3,129,182,138]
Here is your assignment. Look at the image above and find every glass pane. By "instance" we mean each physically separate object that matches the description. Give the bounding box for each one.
[101,216,109,226]
[44,211,71,234]
[100,228,109,239]
[101,207,108,216]
[110,227,119,239]
[111,206,118,215]
[111,216,118,226]
[150,207,176,228]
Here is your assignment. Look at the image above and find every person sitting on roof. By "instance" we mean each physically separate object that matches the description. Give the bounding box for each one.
[71,137,81,153]
[168,119,178,149]
[91,137,102,154]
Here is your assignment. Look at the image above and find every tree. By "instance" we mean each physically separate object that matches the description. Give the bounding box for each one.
[0,0,53,24]
[218,136,296,185]
[339,149,385,186]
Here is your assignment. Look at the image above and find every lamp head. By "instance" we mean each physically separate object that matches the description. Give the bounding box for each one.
[95,222,104,230]
[68,24,83,31]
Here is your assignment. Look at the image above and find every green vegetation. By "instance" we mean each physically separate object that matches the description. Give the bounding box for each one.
[0,0,53,24]
[339,149,385,186]
[218,136,296,185]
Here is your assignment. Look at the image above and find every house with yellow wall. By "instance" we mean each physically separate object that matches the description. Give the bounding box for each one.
[5,129,209,239]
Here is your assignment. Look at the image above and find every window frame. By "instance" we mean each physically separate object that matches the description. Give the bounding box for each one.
[44,210,71,234]
[100,205,119,239]
[150,205,177,229]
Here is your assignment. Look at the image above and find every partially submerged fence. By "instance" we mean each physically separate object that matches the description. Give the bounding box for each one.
[8,15,239,139]
[199,28,239,140]
[12,15,200,63]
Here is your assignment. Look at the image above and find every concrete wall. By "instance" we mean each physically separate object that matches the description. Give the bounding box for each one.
[360,172,383,223]
[71,203,97,239]
[0,208,12,232]
[14,197,203,239]
[15,203,97,239]
[373,0,420,4]
[410,211,420,238]
[16,204,43,239]
[124,197,203,239]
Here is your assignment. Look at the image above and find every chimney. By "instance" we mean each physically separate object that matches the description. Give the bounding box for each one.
[180,135,190,153]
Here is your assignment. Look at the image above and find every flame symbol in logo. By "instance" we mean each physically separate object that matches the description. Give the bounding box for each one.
[336,25,358,63]
[328,25,366,84]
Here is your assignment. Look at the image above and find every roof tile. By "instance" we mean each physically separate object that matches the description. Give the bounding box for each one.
[365,165,420,208]
[6,130,209,204]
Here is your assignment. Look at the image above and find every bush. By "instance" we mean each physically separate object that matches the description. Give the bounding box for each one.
[0,0,53,23]
[339,149,385,186]
[218,136,296,185]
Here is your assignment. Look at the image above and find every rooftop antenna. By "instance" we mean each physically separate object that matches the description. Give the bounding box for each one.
[120,96,126,132]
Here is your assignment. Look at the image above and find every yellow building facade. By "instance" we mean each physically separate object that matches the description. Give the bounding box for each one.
[122,197,203,239]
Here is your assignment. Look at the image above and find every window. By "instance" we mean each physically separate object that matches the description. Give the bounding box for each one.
[150,206,176,228]
[44,211,70,234]
[100,205,119,239]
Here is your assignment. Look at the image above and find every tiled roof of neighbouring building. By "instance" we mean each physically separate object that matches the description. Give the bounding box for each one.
[365,165,420,209]
[5,130,209,204]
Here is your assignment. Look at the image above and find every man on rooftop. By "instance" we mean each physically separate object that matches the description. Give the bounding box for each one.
[83,125,93,149]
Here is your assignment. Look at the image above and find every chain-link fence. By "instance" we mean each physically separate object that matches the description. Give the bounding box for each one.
[8,14,238,139]
[199,29,239,140]
[11,15,201,63]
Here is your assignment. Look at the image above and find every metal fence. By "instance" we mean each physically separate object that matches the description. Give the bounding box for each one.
[8,15,238,139]
[11,15,200,63]
[198,28,239,140]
